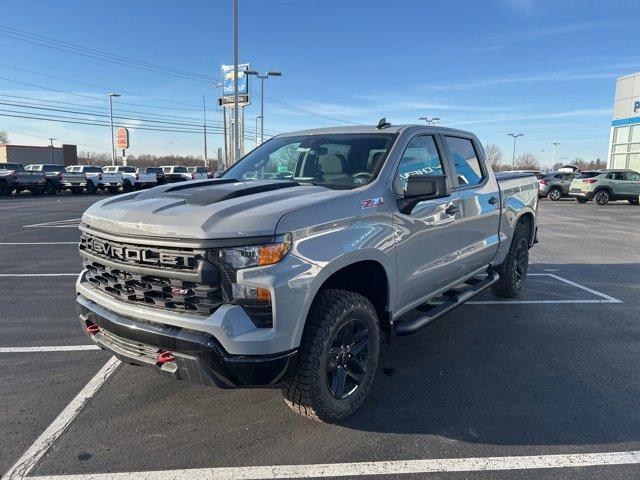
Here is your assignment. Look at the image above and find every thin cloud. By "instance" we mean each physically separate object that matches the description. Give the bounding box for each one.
[447,108,612,126]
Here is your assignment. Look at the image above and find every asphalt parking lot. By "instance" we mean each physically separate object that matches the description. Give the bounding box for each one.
[1,194,640,480]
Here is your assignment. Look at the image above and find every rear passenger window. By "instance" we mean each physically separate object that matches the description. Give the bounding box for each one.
[394,135,444,193]
[607,172,624,180]
[445,136,484,187]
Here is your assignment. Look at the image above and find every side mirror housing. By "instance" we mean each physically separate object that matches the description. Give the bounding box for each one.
[398,175,450,214]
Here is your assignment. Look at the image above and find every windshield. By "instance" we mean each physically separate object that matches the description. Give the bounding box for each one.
[222,133,396,188]
[171,166,188,173]
[576,171,600,179]
[1,163,23,171]
[118,166,136,173]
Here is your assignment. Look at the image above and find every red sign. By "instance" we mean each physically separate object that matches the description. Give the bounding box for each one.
[116,127,129,150]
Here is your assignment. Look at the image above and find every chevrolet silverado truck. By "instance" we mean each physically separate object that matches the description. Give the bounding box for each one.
[0,163,54,196]
[162,165,193,183]
[76,124,538,422]
[66,165,124,194]
[25,164,87,194]
[102,165,157,192]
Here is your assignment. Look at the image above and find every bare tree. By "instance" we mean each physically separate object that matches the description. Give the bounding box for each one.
[0,131,8,144]
[513,153,540,171]
[484,144,503,172]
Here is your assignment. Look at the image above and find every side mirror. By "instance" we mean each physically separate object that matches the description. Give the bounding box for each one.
[398,175,450,214]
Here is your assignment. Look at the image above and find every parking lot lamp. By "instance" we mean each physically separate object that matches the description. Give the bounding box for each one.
[49,138,56,163]
[552,142,560,166]
[508,133,524,169]
[419,117,440,126]
[107,93,121,166]
[245,70,282,143]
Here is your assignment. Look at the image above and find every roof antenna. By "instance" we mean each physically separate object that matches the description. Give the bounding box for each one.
[376,117,391,129]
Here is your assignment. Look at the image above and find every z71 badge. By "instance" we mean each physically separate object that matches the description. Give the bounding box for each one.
[361,197,384,209]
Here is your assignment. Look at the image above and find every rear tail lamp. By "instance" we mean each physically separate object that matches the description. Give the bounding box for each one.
[538,179,548,186]
[135,173,140,181]
[11,170,17,180]
[57,172,63,180]
[98,174,103,181]
[191,173,196,179]
[583,179,598,184]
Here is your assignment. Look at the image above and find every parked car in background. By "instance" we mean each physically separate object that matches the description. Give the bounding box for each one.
[102,165,157,191]
[25,164,87,194]
[570,169,640,205]
[0,163,53,196]
[162,165,192,183]
[538,171,578,201]
[186,166,208,180]
[66,165,124,194]
[138,167,166,185]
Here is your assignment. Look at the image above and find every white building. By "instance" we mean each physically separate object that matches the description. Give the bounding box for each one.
[609,72,640,171]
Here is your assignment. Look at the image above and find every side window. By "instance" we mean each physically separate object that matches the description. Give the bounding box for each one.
[607,172,623,180]
[627,172,640,181]
[394,135,444,193]
[444,136,484,187]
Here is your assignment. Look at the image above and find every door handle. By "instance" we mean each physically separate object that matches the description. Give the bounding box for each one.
[488,196,499,205]
[445,204,459,215]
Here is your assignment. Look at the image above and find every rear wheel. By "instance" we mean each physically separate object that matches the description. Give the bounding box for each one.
[548,187,562,201]
[86,181,98,194]
[491,224,530,298]
[0,180,13,196]
[283,289,380,423]
[594,190,610,205]
[628,197,639,205]
[45,180,57,195]
[122,181,133,193]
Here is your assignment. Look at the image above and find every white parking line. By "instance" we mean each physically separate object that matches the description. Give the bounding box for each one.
[468,273,622,305]
[0,345,100,353]
[22,218,81,229]
[1,357,120,480]
[0,274,77,277]
[0,242,77,245]
[24,450,640,479]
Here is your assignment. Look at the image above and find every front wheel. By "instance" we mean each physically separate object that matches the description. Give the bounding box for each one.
[594,190,610,205]
[283,289,380,423]
[628,197,639,205]
[491,224,530,298]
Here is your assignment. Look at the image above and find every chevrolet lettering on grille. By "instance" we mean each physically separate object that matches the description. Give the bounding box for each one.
[79,234,197,268]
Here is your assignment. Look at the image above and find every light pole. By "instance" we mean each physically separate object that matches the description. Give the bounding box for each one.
[540,149,546,167]
[419,117,440,126]
[107,93,121,166]
[49,138,56,163]
[213,81,228,171]
[254,115,261,147]
[508,133,524,169]
[552,142,560,166]
[232,0,240,163]
[202,95,208,167]
[245,70,282,144]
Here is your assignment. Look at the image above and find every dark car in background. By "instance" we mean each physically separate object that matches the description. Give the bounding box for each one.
[538,171,578,201]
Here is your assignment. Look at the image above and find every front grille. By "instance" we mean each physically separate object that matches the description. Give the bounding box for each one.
[83,260,223,315]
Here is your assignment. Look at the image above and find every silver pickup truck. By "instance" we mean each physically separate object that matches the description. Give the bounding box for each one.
[76,124,538,422]
[25,164,86,194]
[0,163,55,196]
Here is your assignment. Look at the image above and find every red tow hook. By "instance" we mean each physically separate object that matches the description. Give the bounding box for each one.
[157,351,175,363]
[85,324,101,335]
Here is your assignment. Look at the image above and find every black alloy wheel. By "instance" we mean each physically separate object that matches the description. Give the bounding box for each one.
[326,318,370,400]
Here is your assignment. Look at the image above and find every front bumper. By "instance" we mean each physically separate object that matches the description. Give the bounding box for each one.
[77,296,297,388]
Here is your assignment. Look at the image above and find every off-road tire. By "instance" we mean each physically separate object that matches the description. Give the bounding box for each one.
[594,190,610,205]
[122,181,133,193]
[107,186,119,194]
[628,197,639,205]
[491,224,530,298]
[0,180,12,196]
[282,289,380,423]
[575,198,588,204]
[548,187,561,201]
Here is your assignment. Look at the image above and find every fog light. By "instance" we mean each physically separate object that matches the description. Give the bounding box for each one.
[231,283,273,328]
[232,283,271,302]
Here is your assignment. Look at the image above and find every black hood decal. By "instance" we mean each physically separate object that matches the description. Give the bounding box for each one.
[139,179,301,206]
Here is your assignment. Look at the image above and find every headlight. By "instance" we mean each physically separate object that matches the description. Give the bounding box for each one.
[217,233,291,270]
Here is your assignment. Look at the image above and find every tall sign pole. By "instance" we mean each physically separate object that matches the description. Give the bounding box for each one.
[232,0,240,163]
[202,95,208,167]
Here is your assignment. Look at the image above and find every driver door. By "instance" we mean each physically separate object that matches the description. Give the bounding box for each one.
[393,134,462,311]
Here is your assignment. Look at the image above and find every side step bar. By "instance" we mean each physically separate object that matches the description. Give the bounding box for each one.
[394,272,499,336]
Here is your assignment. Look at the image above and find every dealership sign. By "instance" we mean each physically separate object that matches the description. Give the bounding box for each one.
[634,101,640,113]
[116,127,129,150]
[221,64,250,106]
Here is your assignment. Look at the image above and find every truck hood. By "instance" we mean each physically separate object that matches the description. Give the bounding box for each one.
[82,179,346,240]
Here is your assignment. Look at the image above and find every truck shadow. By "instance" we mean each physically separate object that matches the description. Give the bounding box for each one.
[343,262,640,447]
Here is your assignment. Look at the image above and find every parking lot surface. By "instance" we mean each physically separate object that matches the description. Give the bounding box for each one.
[2,194,640,479]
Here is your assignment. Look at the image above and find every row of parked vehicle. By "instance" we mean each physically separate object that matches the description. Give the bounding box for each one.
[536,168,640,205]
[0,163,212,197]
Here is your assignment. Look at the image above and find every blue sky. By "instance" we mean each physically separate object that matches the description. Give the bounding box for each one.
[1,0,638,165]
